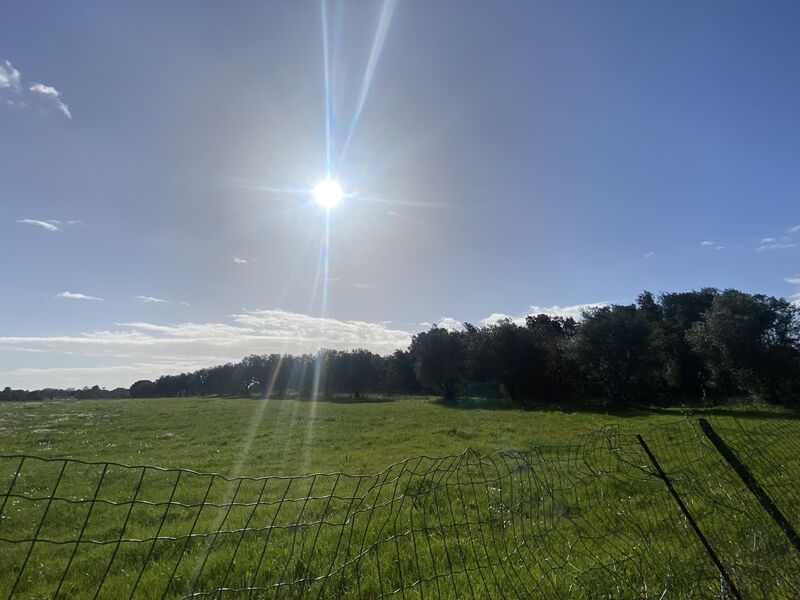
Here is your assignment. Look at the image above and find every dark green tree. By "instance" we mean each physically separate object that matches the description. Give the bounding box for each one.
[409,326,467,402]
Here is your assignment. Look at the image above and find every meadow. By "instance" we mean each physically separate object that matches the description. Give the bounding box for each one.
[1,396,799,598]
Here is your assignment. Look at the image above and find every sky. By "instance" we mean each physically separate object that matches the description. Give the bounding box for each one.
[2,1,800,389]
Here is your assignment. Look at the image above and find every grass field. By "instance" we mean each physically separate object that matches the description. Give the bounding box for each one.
[1,396,799,598]
[0,395,792,475]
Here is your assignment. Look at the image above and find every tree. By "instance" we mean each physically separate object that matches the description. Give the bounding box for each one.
[526,314,579,402]
[330,349,381,399]
[688,290,800,403]
[409,327,467,402]
[650,289,717,398]
[480,320,545,405]
[384,350,421,394]
[130,380,156,398]
[570,305,653,403]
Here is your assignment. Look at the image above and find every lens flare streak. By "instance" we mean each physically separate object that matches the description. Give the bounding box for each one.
[339,0,398,163]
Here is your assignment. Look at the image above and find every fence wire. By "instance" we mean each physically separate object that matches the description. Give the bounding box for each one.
[1,417,799,599]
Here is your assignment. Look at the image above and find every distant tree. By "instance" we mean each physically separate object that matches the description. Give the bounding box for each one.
[130,380,156,398]
[570,305,653,403]
[332,349,381,399]
[410,326,467,402]
[651,289,717,398]
[479,320,545,405]
[688,290,800,403]
[385,350,421,394]
[526,314,579,401]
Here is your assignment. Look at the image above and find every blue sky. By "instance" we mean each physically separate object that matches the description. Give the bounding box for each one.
[2,1,799,388]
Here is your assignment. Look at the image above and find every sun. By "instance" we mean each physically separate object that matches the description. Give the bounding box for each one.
[311,178,344,209]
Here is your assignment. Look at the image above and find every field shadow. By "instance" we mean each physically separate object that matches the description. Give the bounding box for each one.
[432,396,799,421]
[639,404,800,421]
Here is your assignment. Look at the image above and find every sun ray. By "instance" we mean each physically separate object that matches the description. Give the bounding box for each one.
[339,0,398,163]
[321,0,333,175]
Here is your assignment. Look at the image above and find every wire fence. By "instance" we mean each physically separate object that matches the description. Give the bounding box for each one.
[1,416,799,599]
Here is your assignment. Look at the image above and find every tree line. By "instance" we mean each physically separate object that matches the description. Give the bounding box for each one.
[3,288,799,407]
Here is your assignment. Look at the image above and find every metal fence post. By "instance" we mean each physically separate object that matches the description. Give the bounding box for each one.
[636,434,742,600]
[698,418,800,555]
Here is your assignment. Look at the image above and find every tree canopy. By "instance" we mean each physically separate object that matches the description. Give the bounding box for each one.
[3,288,799,408]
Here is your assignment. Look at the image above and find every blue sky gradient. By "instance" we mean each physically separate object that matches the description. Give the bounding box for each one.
[2,1,799,388]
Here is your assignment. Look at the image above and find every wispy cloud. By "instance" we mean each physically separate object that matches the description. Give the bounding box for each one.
[56,291,104,301]
[29,82,71,118]
[1,61,72,118]
[136,295,168,304]
[757,242,796,252]
[643,251,654,259]
[701,241,714,247]
[18,219,61,232]
[233,257,248,264]
[789,225,800,233]
[784,275,800,286]
[0,60,21,92]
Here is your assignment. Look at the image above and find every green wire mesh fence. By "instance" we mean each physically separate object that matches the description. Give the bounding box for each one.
[1,417,799,599]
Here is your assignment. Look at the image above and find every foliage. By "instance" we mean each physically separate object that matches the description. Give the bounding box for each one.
[3,287,800,408]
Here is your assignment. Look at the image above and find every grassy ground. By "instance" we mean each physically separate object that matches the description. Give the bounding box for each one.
[0,395,794,475]
[1,396,799,598]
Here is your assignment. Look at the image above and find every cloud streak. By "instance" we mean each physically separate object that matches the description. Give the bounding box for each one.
[135,295,169,304]
[18,219,61,232]
[1,60,72,118]
[29,82,71,118]
[0,60,21,92]
[757,242,796,252]
[56,291,104,301]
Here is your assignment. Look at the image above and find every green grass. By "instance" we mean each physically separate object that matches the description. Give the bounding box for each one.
[1,396,799,598]
[1,395,792,475]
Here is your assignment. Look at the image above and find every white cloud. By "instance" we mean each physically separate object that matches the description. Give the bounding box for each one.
[643,251,654,258]
[480,302,608,326]
[479,313,515,326]
[760,237,777,244]
[785,276,800,285]
[0,60,21,92]
[789,225,800,233]
[715,246,725,251]
[29,82,71,118]
[0,299,618,388]
[0,308,415,388]
[526,302,608,321]
[701,241,714,246]
[233,257,248,264]
[136,295,168,304]
[757,242,796,252]
[435,317,464,331]
[17,219,61,232]
[56,291,104,301]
